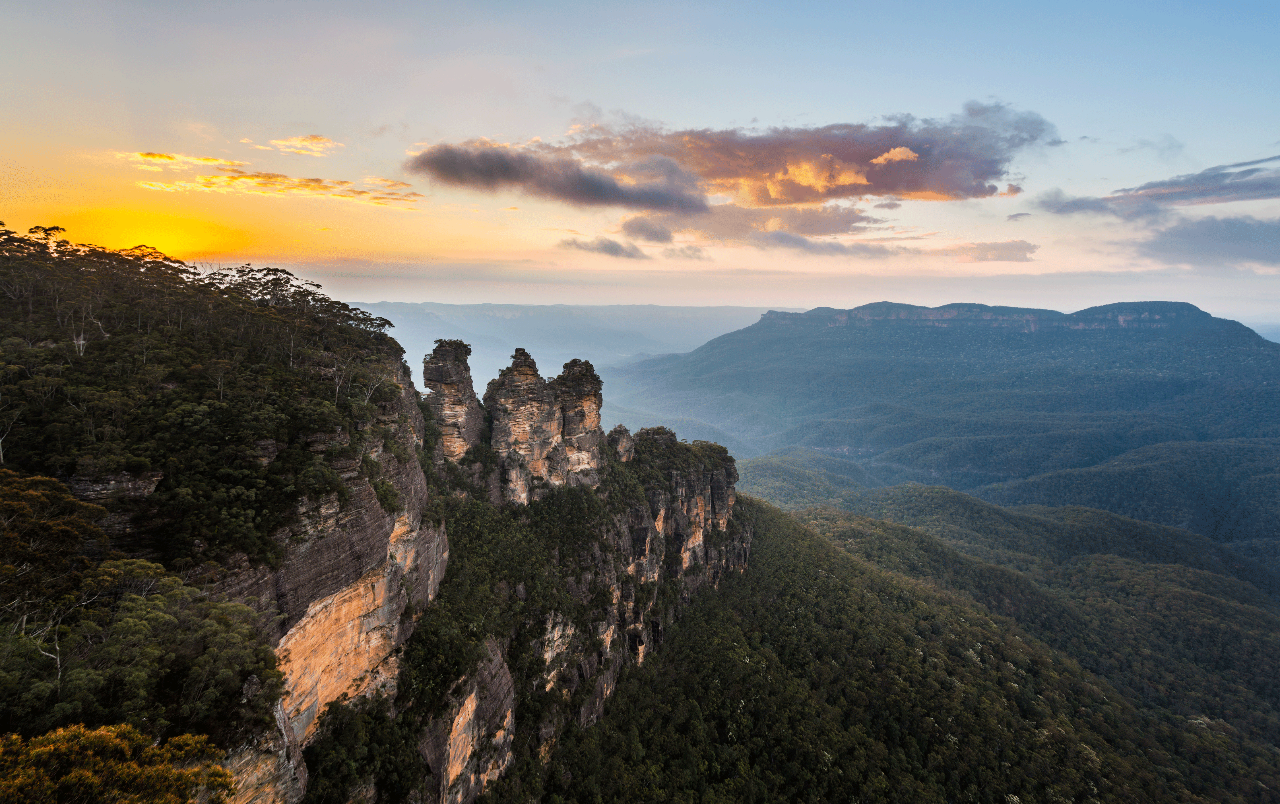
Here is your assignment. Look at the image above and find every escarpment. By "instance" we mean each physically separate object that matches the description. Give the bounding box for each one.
[213,358,448,804]
[207,344,748,804]
[395,347,749,804]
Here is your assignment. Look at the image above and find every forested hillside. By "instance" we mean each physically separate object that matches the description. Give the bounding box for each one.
[536,498,1280,803]
[609,302,1280,556]
[0,223,405,565]
[7,226,1279,804]
[0,223,408,799]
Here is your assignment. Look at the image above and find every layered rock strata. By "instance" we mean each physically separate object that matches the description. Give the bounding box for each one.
[211,346,746,804]
[215,360,447,804]
[482,349,606,504]
[428,425,749,794]
[423,339,486,461]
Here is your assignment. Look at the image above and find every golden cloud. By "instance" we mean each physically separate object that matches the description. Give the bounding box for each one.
[139,169,422,208]
[870,146,919,165]
[118,152,247,172]
[269,135,344,156]
[366,176,414,190]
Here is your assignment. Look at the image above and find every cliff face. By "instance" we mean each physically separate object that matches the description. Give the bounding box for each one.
[423,340,486,461]
[482,349,606,504]
[214,360,447,804]
[419,422,749,803]
[202,346,746,804]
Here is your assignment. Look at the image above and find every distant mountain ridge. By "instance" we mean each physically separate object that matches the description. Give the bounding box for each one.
[606,300,1280,550]
[791,300,1224,332]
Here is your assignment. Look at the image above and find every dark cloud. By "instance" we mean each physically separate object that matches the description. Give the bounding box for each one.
[406,144,708,212]
[620,216,673,243]
[547,101,1056,205]
[1039,154,1280,219]
[1115,154,1280,206]
[1139,216,1280,268]
[662,245,710,260]
[637,204,882,242]
[754,231,896,257]
[559,237,649,259]
[415,102,1057,251]
[1007,212,1031,221]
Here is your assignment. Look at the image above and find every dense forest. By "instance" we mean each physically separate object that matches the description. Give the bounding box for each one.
[537,499,1280,803]
[0,224,404,800]
[5,227,1280,803]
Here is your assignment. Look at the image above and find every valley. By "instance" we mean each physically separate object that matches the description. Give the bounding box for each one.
[3,226,1279,803]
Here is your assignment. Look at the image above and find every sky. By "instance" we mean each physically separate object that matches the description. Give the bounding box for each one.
[3,0,1278,321]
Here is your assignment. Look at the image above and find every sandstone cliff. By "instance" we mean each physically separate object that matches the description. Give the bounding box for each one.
[422,340,486,461]
[199,346,745,804]
[213,358,447,804]
[481,349,607,504]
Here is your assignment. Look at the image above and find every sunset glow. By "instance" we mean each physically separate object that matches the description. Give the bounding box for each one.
[2,0,1277,320]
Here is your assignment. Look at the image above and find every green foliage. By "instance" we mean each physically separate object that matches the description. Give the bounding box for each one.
[1,468,282,745]
[372,478,401,513]
[301,695,428,804]
[545,497,1280,802]
[0,723,233,804]
[0,468,106,616]
[1,558,282,744]
[797,492,1280,752]
[0,225,403,565]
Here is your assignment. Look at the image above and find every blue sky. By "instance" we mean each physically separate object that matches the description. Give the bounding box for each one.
[3,0,1277,319]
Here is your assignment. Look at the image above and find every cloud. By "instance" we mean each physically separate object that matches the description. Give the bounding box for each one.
[1119,134,1184,160]
[870,146,919,165]
[543,101,1056,206]
[1007,212,1031,221]
[138,169,423,208]
[1139,216,1280,269]
[414,102,1056,250]
[747,233,1038,262]
[662,245,710,260]
[405,143,708,212]
[269,135,344,156]
[1039,154,1280,219]
[366,176,414,190]
[936,240,1039,262]
[633,204,883,242]
[118,152,247,172]
[559,237,649,259]
[620,216,673,243]
[1115,154,1280,206]
[754,231,897,257]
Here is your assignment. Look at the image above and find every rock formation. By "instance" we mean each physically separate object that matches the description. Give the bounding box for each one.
[211,359,448,804]
[423,340,486,461]
[187,346,744,804]
[483,349,606,504]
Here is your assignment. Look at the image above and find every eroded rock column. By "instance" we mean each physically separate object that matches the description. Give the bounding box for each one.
[423,340,485,461]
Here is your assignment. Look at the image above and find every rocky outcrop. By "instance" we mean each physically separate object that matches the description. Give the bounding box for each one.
[423,340,486,461]
[216,345,748,804]
[424,424,750,797]
[218,359,447,804]
[421,639,517,804]
[483,350,606,504]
